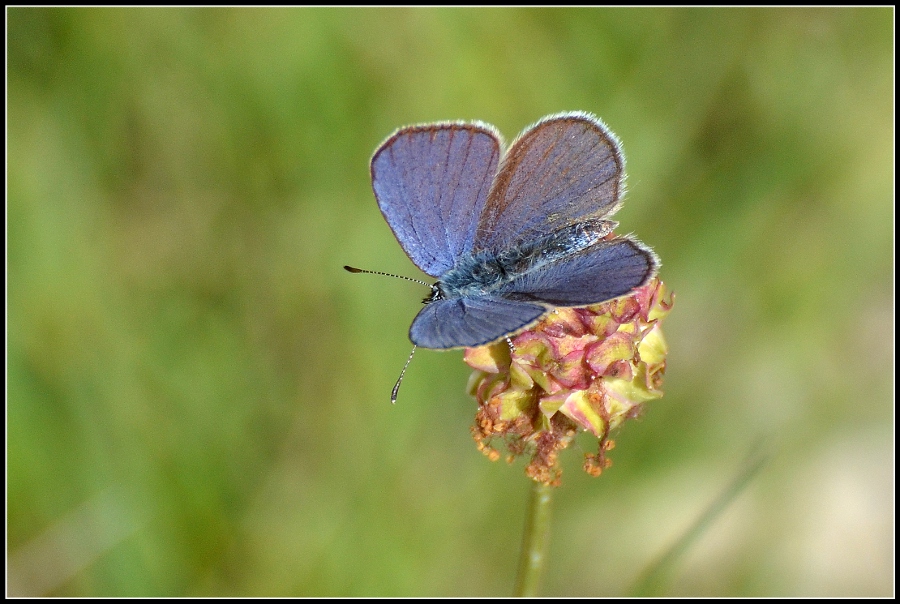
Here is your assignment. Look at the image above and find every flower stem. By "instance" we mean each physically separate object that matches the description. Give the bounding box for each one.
[514,480,553,597]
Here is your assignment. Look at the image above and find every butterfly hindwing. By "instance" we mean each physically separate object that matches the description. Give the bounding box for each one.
[409,296,546,349]
[501,237,658,307]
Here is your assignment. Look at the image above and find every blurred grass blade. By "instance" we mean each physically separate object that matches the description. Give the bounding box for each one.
[8,488,141,597]
[630,442,772,597]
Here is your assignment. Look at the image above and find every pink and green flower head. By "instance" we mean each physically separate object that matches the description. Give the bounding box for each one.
[465,278,674,486]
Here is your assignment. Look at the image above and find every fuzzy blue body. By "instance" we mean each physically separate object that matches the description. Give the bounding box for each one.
[435,218,616,302]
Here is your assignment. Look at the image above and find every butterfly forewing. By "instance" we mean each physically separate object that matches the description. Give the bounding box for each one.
[371,124,501,277]
[474,113,625,254]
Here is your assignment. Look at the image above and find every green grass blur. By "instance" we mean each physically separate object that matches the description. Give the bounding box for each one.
[8,7,893,596]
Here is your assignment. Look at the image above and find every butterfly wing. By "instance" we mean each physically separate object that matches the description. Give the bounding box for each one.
[371,123,502,277]
[501,237,658,307]
[474,112,625,254]
[409,296,546,349]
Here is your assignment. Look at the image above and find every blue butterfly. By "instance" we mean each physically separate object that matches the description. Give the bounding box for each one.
[369,111,658,350]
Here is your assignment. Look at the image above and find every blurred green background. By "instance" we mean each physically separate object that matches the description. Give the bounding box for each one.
[7,7,893,597]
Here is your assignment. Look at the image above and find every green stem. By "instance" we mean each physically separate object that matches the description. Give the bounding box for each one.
[514,480,553,597]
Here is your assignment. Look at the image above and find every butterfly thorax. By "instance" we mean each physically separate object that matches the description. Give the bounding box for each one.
[427,218,618,303]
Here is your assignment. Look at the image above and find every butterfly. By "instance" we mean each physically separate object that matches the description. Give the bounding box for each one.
[369,111,658,350]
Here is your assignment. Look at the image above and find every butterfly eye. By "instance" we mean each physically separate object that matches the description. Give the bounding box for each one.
[422,285,443,305]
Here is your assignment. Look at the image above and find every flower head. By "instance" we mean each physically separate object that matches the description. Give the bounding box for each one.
[464,278,673,486]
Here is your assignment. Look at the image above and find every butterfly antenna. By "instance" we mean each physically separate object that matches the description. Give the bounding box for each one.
[391,346,417,404]
[345,265,428,404]
[343,265,430,287]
